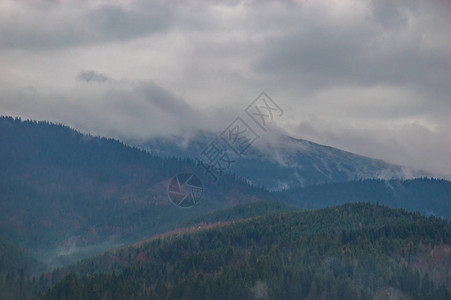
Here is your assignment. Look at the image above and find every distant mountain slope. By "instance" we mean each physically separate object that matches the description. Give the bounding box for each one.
[36,203,451,300]
[138,131,427,190]
[0,117,273,264]
[279,178,451,219]
[182,199,299,226]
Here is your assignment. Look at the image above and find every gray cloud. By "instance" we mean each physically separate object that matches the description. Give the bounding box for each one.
[0,1,171,50]
[295,118,451,179]
[256,0,451,96]
[78,70,109,83]
[0,0,450,177]
[0,72,221,140]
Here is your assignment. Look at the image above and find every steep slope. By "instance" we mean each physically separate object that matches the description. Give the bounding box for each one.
[36,203,451,300]
[279,178,451,219]
[138,131,427,190]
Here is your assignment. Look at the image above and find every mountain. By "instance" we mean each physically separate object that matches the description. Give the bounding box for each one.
[279,178,451,220]
[1,116,450,299]
[0,116,273,266]
[137,131,427,190]
[0,116,448,268]
[35,203,451,300]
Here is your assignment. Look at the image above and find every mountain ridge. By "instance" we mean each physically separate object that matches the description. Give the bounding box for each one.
[136,129,430,190]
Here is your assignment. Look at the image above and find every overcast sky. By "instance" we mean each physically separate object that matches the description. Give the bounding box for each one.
[0,0,450,177]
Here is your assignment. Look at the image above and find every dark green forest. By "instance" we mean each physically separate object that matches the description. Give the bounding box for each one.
[0,238,46,299]
[34,203,451,300]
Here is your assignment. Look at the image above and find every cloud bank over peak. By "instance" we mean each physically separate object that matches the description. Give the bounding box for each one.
[0,0,450,177]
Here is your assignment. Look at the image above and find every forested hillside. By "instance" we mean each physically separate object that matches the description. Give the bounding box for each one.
[36,203,451,300]
[1,116,449,270]
[280,178,451,219]
[0,238,45,299]
[0,117,270,265]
